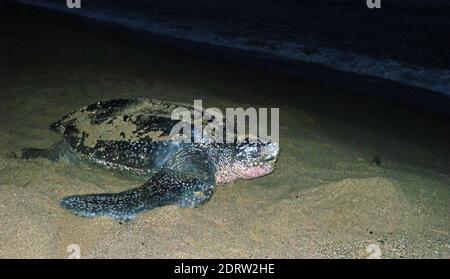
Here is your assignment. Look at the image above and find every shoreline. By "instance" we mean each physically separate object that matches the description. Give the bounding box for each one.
[6,0,450,115]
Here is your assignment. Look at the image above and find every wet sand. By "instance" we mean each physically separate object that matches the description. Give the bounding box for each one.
[0,3,449,258]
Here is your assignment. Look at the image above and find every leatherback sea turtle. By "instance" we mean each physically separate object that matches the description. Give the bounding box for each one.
[22,98,279,220]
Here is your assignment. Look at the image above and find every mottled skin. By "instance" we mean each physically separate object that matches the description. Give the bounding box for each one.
[22,98,279,220]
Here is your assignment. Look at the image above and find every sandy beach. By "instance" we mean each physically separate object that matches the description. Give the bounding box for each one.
[0,3,449,258]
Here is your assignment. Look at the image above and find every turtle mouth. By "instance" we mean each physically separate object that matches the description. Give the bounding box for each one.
[241,164,275,179]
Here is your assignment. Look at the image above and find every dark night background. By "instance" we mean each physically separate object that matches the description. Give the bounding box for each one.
[8,0,450,113]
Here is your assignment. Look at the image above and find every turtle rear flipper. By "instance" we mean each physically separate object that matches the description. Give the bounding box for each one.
[21,141,66,161]
[21,148,48,159]
[60,168,215,220]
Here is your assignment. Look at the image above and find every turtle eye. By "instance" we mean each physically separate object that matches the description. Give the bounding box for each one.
[249,144,261,157]
[262,154,274,162]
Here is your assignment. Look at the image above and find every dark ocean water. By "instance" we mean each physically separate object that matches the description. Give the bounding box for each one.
[14,0,450,99]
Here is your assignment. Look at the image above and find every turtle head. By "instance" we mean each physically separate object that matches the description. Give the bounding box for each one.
[236,138,279,179]
[215,138,279,183]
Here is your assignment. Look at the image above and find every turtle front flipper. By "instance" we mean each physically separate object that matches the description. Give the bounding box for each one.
[60,149,216,220]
